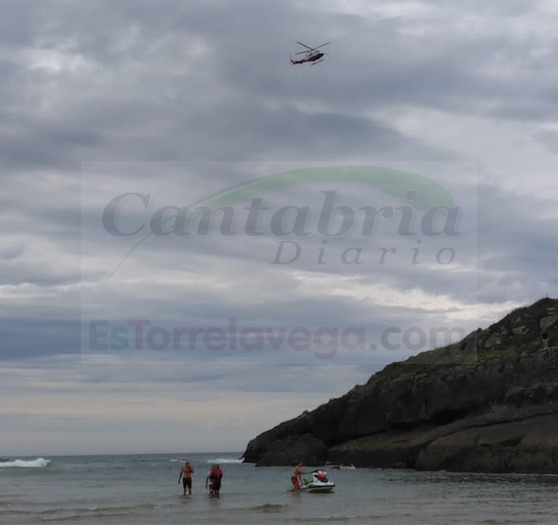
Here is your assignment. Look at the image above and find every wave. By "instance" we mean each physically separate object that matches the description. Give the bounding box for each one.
[205,458,243,464]
[0,503,157,517]
[35,511,133,522]
[0,458,51,468]
[325,464,356,470]
[171,457,243,464]
[249,503,288,513]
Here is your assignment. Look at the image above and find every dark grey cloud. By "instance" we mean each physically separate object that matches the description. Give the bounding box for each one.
[3,0,553,179]
[1,0,557,453]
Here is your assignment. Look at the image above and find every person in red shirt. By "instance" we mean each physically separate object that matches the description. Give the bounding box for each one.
[205,463,223,494]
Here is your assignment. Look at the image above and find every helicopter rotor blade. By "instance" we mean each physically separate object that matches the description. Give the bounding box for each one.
[296,41,314,50]
[295,50,310,54]
[314,42,330,49]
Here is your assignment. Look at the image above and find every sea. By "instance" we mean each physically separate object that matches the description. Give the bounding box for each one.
[1,452,558,524]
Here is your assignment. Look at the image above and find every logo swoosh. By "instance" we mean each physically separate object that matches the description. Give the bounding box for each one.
[102,166,453,285]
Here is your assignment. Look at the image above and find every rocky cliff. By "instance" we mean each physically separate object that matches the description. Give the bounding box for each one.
[243,297,558,473]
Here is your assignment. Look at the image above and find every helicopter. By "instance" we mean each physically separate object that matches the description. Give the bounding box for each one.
[290,41,330,65]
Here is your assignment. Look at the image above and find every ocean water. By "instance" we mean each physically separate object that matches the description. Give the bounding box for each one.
[1,452,558,524]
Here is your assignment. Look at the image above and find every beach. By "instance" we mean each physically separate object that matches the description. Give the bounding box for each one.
[2,453,558,524]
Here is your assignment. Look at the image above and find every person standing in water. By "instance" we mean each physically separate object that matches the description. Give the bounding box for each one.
[291,462,308,491]
[206,463,223,495]
[178,460,194,495]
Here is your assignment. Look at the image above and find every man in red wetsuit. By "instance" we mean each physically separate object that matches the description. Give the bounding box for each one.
[206,463,223,494]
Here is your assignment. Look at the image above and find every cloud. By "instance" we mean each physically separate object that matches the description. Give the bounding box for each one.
[0,355,371,454]
[1,0,557,453]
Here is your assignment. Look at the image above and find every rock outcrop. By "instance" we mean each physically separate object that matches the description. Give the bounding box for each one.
[243,297,558,473]
[256,435,328,466]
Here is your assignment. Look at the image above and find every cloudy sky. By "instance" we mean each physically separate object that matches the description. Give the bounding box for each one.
[2,0,557,456]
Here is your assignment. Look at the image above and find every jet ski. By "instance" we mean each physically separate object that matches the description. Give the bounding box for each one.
[300,470,335,493]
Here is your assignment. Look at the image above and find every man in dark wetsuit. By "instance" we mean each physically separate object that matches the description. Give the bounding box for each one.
[205,463,223,495]
[178,461,194,495]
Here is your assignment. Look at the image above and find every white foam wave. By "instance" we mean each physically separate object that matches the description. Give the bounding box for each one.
[205,458,243,464]
[0,458,51,468]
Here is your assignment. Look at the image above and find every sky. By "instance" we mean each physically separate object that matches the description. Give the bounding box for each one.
[2,0,558,456]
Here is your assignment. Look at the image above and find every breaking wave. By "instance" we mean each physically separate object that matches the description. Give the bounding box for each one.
[205,458,243,464]
[0,458,51,468]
